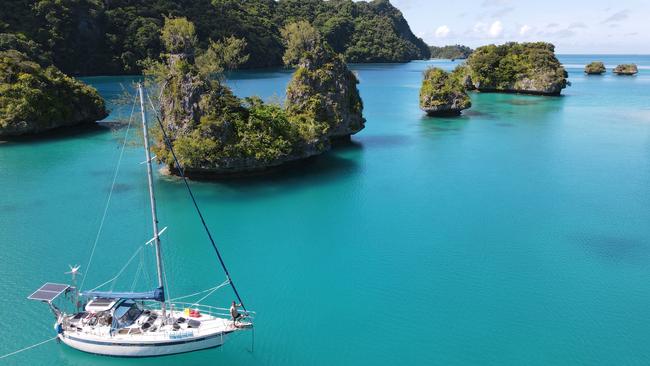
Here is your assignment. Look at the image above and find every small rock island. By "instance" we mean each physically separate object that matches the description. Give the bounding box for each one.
[419,67,471,116]
[584,61,606,75]
[462,42,568,95]
[613,64,638,75]
[0,50,107,137]
[285,22,365,140]
[150,18,364,178]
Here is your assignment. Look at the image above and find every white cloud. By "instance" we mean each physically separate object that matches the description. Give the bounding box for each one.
[435,25,451,38]
[519,24,532,36]
[602,9,629,24]
[481,0,510,7]
[488,21,503,37]
[473,22,487,34]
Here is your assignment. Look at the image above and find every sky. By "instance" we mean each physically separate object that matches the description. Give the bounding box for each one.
[389,0,650,54]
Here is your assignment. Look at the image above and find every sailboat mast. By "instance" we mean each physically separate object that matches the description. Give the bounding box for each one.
[138,83,166,317]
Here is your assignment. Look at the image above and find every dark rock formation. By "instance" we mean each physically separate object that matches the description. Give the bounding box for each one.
[584,61,606,75]
[613,64,638,75]
[419,67,471,116]
[0,50,107,137]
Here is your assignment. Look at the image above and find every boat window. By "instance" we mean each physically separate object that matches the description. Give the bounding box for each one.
[113,301,142,327]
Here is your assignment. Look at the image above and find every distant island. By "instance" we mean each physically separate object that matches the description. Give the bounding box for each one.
[0,0,429,76]
[429,45,473,60]
[585,61,606,75]
[0,50,107,137]
[461,42,568,96]
[613,64,638,75]
[419,67,470,116]
[150,18,363,178]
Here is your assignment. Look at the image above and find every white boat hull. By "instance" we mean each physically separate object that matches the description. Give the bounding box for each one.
[59,331,231,357]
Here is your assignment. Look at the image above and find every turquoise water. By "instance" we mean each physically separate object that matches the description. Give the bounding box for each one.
[1,55,650,365]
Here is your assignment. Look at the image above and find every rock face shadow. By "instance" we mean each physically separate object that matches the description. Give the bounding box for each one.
[419,113,471,134]
[0,123,109,144]
[352,134,412,149]
[159,151,360,201]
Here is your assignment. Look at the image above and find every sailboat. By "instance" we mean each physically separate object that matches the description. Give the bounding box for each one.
[27,84,254,357]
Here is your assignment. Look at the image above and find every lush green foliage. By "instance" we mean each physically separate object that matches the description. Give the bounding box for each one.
[584,61,606,74]
[465,42,568,94]
[284,23,365,138]
[419,67,470,112]
[149,18,327,171]
[1,0,428,75]
[0,50,107,135]
[0,33,51,66]
[429,45,473,59]
[280,21,322,67]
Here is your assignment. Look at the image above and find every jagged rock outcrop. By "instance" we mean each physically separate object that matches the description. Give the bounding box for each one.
[464,42,568,96]
[0,50,107,137]
[419,67,471,116]
[285,43,365,140]
[584,61,606,75]
[155,56,328,177]
[151,18,329,178]
[613,64,638,75]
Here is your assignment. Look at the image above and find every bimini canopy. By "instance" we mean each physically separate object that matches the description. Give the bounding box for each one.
[80,287,164,302]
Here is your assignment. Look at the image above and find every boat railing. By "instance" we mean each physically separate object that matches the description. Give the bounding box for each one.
[142,301,256,320]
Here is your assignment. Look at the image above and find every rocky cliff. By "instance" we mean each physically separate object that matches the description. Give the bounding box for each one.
[613,64,638,75]
[0,50,107,137]
[151,18,330,178]
[285,43,365,140]
[419,67,471,116]
[584,61,606,75]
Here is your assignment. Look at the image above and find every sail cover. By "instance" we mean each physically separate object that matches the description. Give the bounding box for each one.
[80,287,164,302]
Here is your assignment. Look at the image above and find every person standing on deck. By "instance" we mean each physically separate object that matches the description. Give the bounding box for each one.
[230,301,242,326]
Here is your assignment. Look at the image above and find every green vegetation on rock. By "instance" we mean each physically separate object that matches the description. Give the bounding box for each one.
[284,21,365,139]
[463,42,568,95]
[419,67,471,116]
[0,50,107,137]
[584,61,606,75]
[613,64,638,75]
[148,18,333,176]
[429,45,473,60]
[1,0,428,76]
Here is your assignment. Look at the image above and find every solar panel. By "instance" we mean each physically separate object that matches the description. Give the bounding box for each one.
[40,283,69,292]
[27,282,70,302]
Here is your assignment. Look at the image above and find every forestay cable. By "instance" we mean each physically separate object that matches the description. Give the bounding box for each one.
[145,93,248,312]
[80,94,138,291]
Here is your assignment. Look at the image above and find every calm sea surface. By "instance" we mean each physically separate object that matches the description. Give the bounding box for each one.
[1,55,650,365]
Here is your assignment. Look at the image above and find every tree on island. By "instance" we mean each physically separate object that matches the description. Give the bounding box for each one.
[584,61,606,75]
[0,49,107,137]
[613,64,638,75]
[283,21,365,140]
[419,66,471,116]
[0,0,429,76]
[147,17,364,177]
[462,42,568,95]
[429,45,473,60]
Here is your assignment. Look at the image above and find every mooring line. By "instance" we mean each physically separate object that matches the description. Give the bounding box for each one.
[0,336,58,360]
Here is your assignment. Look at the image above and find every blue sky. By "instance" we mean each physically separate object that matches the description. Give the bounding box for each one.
[390,0,649,54]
